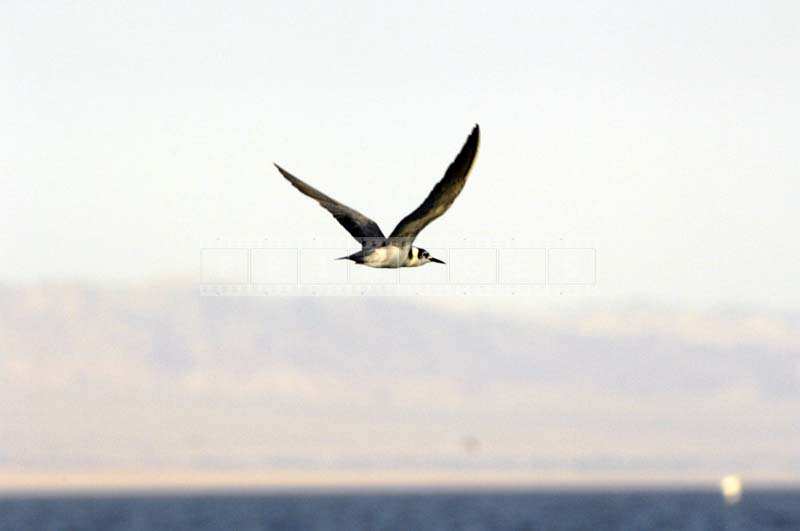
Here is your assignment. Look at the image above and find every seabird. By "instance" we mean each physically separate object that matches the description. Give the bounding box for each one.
[274,124,480,268]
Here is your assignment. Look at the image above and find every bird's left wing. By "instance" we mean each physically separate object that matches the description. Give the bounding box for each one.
[275,164,385,245]
[389,124,479,243]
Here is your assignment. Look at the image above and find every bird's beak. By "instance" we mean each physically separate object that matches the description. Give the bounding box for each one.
[429,257,446,264]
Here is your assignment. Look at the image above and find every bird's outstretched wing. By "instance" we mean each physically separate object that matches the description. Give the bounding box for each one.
[275,163,385,245]
[389,124,479,243]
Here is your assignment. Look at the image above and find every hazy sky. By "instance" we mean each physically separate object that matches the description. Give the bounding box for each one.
[3,1,800,308]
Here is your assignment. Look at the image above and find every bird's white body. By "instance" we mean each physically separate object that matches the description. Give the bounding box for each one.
[363,245,405,268]
[362,245,426,268]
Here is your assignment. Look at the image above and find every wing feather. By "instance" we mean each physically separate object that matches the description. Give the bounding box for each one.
[275,164,385,245]
[389,124,479,242]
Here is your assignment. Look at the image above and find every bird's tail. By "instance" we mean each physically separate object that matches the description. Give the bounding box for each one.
[336,251,363,263]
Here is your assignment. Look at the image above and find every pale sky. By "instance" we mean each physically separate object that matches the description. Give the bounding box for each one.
[2,0,799,309]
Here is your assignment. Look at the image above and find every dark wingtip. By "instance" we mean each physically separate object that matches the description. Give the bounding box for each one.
[274,163,291,180]
[470,124,480,145]
[467,124,480,152]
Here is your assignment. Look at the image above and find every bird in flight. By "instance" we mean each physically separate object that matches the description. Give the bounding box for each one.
[275,124,480,268]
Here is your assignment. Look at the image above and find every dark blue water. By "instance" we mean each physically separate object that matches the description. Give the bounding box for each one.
[1,490,798,530]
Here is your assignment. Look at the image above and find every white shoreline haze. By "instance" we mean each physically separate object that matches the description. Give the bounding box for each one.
[1,281,799,489]
[1,470,799,494]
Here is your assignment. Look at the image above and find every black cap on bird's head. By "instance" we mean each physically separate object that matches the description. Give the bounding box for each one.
[418,247,445,265]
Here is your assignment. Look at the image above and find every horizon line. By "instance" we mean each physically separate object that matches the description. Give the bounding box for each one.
[1,469,798,495]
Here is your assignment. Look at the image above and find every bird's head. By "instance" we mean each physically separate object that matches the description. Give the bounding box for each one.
[416,247,445,265]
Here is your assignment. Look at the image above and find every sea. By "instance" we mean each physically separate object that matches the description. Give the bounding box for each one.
[1,489,798,530]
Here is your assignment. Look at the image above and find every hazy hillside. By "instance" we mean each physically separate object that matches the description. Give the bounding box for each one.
[1,282,798,481]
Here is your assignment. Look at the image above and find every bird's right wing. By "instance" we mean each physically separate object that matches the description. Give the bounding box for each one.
[274,164,385,245]
[389,124,479,243]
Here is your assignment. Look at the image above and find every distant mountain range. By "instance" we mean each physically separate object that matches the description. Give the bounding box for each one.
[1,282,798,485]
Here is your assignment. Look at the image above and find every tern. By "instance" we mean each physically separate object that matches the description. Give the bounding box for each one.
[275,124,479,268]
